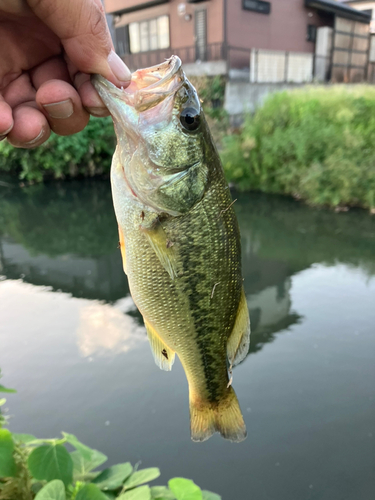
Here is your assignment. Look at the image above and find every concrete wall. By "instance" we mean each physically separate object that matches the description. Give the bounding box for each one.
[224,81,305,116]
[183,60,226,76]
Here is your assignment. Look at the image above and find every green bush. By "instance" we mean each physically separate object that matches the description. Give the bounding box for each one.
[0,373,220,500]
[0,117,115,183]
[221,85,375,210]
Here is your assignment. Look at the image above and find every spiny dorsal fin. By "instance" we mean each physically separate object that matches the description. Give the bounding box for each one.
[227,288,250,368]
[144,320,175,371]
[141,222,178,280]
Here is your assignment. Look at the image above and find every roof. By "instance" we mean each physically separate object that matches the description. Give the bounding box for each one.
[305,0,372,22]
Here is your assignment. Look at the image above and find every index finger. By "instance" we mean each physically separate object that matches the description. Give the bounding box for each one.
[26,0,131,85]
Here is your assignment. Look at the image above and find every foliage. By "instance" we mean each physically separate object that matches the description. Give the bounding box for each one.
[0,117,115,183]
[0,180,118,259]
[0,376,220,500]
[0,77,228,183]
[221,85,375,210]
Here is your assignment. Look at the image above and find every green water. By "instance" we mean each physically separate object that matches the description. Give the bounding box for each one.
[1,179,374,499]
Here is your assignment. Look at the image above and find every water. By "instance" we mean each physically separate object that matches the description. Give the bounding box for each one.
[1,179,374,499]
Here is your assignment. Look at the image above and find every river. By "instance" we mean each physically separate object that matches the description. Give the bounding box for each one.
[1,179,374,499]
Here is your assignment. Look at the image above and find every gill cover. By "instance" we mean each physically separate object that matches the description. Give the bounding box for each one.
[92,56,208,216]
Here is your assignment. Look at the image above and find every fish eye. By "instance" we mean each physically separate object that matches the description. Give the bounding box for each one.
[180,107,200,131]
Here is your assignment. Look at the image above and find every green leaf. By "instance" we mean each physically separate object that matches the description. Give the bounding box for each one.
[91,463,133,491]
[12,433,38,444]
[34,479,66,500]
[122,468,160,491]
[76,484,108,500]
[104,493,117,500]
[202,492,221,500]
[119,485,151,500]
[62,432,98,462]
[71,449,107,478]
[168,479,202,500]
[0,398,6,406]
[0,385,16,394]
[150,486,175,499]
[0,428,16,477]
[27,444,73,486]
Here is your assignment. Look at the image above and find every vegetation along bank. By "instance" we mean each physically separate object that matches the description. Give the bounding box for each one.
[1,79,375,211]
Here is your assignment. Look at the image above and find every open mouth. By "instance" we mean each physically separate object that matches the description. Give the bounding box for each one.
[92,56,184,111]
[130,55,182,92]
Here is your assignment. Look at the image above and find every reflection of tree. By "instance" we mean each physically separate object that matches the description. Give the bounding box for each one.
[0,180,129,301]
[234,191,375,357]
[0,180,118,258]
[236,191,375,278]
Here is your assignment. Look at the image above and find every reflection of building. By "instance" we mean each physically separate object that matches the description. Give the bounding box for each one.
[104,0,370,82]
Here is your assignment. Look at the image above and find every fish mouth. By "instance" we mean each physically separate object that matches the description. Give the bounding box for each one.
[92,56,184,112]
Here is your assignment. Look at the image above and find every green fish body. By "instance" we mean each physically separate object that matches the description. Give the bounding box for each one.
[93,57,250,442]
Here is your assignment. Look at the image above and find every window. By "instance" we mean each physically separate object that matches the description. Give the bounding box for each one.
[129,15,170,54]
[307,24,317,42]
[242,0,271,15]
[115,25,130,56]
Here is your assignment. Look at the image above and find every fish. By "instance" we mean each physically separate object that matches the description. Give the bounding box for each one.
[92,56,250,442]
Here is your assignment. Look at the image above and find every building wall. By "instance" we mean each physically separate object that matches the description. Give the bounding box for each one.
[108,0,224,50]
[227,0,329,53]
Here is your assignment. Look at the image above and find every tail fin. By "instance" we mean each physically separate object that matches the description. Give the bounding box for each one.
[189,387,247,443]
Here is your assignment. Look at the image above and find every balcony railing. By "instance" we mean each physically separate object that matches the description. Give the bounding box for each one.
[121,42,226,71]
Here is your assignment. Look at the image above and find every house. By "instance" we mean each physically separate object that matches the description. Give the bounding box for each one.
[103,0,371,82]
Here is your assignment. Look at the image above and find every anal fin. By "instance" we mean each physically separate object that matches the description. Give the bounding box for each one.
[227,288,250,368]
[141,222,178,280]
[144,320,175,371]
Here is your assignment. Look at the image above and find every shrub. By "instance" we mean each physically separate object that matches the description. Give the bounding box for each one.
[0,117,115,183]
[221,85,375,210]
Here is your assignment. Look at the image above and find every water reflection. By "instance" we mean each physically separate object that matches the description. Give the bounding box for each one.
[77,298,145,357]
[1,180,375,358]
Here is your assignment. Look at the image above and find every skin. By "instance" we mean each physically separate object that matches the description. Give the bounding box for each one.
[0,0,132,148]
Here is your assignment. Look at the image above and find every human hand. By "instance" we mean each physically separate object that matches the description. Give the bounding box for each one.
[0,0,131,148]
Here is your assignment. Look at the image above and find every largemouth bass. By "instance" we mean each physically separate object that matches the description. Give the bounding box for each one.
[92,56,250,442]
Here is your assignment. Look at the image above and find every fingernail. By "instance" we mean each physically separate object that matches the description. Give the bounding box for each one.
[107,50,132,83]
[43,99,74,119]
[25,128,45,146]
[88,107,108,117]
[0,124,13,137]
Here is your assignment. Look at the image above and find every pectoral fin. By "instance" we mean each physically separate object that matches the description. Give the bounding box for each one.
[118,226,127,275]
[141,222,178,280]
[227,288,250,367]
[144,320,175,371]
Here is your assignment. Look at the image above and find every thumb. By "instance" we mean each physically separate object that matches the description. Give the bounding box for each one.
[26,0,131,85]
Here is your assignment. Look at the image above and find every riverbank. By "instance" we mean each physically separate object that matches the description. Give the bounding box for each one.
[1,82,375,211]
